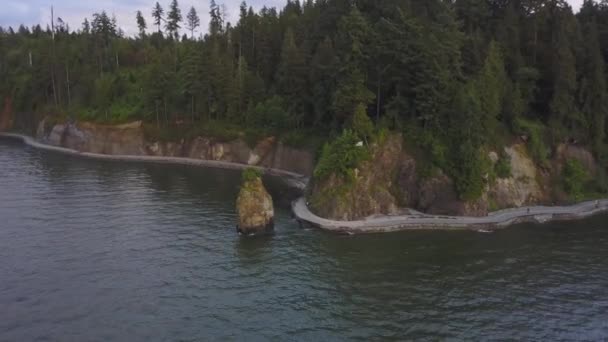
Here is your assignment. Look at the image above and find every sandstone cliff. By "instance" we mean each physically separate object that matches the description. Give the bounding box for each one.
[236,174,274,235]
[36,119,315,176]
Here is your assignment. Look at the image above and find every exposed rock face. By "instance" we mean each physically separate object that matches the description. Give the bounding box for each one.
[418,171,488,216]
[236,177,274,235]
[310,135,403,221]
[489,145,543,209]
[35,119,315,176]
[37,120,146,155]
[308,133,581,220]
[310,134,488,220]
[555,144,597,176]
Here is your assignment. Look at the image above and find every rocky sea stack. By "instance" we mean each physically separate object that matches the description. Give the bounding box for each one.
[236,168,274,235]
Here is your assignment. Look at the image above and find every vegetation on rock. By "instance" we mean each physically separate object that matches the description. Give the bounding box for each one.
[562,159,589,202]
[242,167,263,184]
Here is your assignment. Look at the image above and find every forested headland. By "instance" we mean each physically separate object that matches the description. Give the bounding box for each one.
[1,0,608,202]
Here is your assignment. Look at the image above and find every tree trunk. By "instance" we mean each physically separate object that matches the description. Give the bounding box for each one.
[156,101,160,129]
[191,95,195,123]
[66,62,71,108]
[376,77,381,122]
[164,99,168,126]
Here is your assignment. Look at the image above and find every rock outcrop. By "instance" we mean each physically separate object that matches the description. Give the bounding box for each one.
[308,133,595,220]
[36,119,315,176]
[310,135,402,221]
[555,143,597,176]
[489,144,543,209]
[236,174,274,235]
[310,133,489,220]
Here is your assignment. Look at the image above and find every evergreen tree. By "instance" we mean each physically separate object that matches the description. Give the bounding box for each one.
[476,41,507,142]
[136,11,147,39]
[549,9,581,141]
[186,7,200,39]
[209,0,224,36]
[332,6,374,125]
[310,37,338,126]
[579,18,608,157]
[152,2,164,34]
[352,103,374,145]
[82,18,91,35]
[276,28,307,126]
[166,0,183,40]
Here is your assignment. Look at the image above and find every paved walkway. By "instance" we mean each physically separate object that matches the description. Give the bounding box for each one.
[292,197,608,233]
[4,132,608,234]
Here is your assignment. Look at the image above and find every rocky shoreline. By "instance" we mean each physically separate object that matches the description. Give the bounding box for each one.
[3,132,608,234]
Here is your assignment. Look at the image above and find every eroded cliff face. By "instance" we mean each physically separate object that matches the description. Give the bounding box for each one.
[309,133,597,220]
[310,135,403,221]
[236,177,274,235]
[310,134,491,220]
[489,145,544,209]
[36,119,315,176]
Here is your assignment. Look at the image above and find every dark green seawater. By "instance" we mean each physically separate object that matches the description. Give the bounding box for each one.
[1,139,607,341]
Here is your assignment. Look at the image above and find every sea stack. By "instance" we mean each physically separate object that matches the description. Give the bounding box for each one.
[236,168,274,235]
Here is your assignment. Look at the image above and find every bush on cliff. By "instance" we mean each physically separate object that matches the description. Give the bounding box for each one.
[495,151,512,179]
[513,118,549,167]
[314,129,368,181]
[562,159,588,201]
[242,168,263,184]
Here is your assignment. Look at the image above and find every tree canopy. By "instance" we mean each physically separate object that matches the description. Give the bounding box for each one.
[2,0,608,199]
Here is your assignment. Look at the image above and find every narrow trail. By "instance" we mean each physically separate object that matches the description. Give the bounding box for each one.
[3,132,608,234]
[292,198,608,233]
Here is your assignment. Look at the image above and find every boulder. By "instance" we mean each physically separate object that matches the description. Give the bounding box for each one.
[236,173,274,235]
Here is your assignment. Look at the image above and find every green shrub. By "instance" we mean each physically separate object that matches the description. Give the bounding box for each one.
[314,129,368,180]
[242,168,262,183]
[450,142,486,201]
[351,104,374,145]
[403,122,448,172]
[248,96,293,130]
[495,151,512,179]
[562,159,588,201]
[513,118,549,166]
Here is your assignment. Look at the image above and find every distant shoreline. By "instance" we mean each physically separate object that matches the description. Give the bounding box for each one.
[3,132,607,234]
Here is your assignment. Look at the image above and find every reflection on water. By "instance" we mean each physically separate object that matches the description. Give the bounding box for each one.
[1,139,607,341]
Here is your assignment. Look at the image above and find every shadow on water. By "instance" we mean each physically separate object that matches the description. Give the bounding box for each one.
[234,233,275,265]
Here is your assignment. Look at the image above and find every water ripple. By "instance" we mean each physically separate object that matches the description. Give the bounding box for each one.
[1,141,608,341]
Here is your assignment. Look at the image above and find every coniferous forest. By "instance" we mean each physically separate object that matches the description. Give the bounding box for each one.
[2,0,608,200]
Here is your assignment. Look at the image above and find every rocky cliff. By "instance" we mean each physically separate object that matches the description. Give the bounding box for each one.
[36,119,315,176]
[309,133,597,220]
[236,174,274,235]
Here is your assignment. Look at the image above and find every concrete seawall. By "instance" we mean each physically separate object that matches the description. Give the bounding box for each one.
[4,132,608,234]
[0,133,308,191]
[292,198,608,233]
